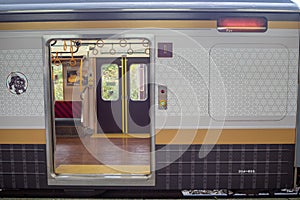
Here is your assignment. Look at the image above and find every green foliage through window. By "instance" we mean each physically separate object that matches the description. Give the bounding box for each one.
[101,64,119,101]
[52,64,64,100]
[130,64,147,101]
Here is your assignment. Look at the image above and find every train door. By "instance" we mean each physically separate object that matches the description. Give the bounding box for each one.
[47,38,154,185]
[96,57,150,135]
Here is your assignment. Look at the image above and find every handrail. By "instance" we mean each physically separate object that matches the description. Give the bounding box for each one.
[52,52,61,66]
[69,40,77,67]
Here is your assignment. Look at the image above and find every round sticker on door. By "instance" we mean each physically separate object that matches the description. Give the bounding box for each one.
[6,72,28,95]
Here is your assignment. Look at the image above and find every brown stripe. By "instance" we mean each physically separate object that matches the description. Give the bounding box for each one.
[0,20,297,31]
[0,129,46,144]
[268,21,299,29]
[0,20,215,30]
[155,129,295,145]
[0,128,294,144]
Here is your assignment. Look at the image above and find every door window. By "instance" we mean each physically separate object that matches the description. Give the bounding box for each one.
[130,64,147,101]
[52,63,64,100]
[101,64,119,101]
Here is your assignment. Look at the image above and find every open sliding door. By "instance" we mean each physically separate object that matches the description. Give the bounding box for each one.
[47,37,154,186]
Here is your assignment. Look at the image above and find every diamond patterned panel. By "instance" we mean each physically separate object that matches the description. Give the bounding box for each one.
[0,49,44,116]
[156,48,209,116]
[287,49,298,116]
[0,46,296,120]
[155,45,297,120]
[209,44,290,120]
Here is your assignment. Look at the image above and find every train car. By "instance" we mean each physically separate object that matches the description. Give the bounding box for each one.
[0,0,299,197]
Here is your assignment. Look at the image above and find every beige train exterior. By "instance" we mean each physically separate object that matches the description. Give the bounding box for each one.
[0,20,298,145]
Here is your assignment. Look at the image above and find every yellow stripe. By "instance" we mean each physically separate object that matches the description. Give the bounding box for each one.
[121,59,125,134]
[0,129,46,144]
[120,56,128,135]
[0,20,297,30]
[124,57,128,134]
[91,133,150,138]
[55,164,150,174]
[155,129,295,145]
[268,21,299,29]
[0,20,216,30]
[0,128,293,145]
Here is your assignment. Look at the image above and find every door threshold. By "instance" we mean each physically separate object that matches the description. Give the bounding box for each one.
[91,133,150,139]
[55,164,150,174]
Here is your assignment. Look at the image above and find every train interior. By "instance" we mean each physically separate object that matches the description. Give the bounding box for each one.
[50,39,152,175]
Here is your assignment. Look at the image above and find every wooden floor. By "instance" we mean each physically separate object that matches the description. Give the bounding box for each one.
[55,136,151,167]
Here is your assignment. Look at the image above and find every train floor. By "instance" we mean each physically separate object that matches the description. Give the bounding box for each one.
[54,136,151,174]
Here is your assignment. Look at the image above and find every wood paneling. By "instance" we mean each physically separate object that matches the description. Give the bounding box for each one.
[55,137,150,166]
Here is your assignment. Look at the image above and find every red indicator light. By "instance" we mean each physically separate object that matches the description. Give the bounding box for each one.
[160,90,165,94]
[217,17,267,32]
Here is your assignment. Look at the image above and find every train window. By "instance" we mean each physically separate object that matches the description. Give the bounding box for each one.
[52,63,64,100]
[101,64,119,101]
[130,64,147,101]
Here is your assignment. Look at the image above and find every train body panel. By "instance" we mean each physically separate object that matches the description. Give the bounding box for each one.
[0,26,298,129]
[0,1,299,195]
